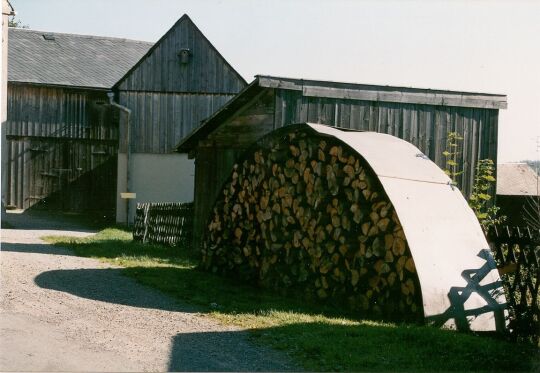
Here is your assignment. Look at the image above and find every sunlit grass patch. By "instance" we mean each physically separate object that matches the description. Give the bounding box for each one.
[44,229,539,372]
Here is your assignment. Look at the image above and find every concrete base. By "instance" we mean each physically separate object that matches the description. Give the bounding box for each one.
[116,153,194,223]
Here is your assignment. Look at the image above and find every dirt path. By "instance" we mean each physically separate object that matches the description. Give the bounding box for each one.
[0,212,297,372]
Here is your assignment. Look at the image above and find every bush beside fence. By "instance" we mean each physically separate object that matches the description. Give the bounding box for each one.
[488,225,540,345]
[133,202,193,248]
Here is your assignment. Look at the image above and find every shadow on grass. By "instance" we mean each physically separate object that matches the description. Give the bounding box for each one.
[41,236,350,318]
[2,237,169,259]
[33,264,539,372]
[40,233,539,372]
[34,262,349,320]
[32,263,538,372]
[39,234,198,264]
[166,323,536,372]
[167,330,296,372]
[121,265,364,320]
[248,322,537,372]
[34,268,199,313]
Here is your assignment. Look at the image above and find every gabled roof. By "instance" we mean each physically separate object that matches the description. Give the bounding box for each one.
[175,75,508,152]
[113,14,247,92]
[8,28,153,89]
[497,163,540,196]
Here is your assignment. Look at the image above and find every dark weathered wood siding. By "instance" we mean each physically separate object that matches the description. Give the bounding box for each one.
[118,91,235,153]
[206,88,498,196]
[7,84,117,139]
[272,89,499,197]
[5,83,118,212]
[192,86,500,249]
[115,16,246,155]
[116,16,244,94]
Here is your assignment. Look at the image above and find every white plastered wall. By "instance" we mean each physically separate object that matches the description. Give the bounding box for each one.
[116,153,194,223]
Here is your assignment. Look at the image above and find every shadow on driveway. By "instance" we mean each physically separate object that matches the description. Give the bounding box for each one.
[34,268,199,314]
[2,209,105,233]
[1,242,74,256]
[33,267,298,371]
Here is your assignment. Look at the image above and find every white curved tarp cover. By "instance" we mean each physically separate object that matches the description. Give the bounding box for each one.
[306,123,507,331]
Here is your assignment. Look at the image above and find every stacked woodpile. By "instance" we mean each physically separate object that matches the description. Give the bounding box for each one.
[202,128,422,320]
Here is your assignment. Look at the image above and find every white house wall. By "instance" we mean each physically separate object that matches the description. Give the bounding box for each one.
[116,152,194,223]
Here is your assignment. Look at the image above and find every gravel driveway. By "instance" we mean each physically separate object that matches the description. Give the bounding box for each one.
[0,211,297,371]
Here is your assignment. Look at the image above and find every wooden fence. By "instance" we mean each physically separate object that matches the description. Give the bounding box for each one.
[488,225,540,344]
[133,202,193,248]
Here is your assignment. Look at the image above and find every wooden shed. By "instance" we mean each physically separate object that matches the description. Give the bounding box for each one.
[5,28,152,214]
[112,14,246,223]
[201,123,507,330]
[175,75,508,249]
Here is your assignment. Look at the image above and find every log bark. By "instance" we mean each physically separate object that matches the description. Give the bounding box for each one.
[202,128,422,320]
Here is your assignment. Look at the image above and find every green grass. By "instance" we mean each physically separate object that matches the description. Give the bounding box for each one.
[44,228,539,371]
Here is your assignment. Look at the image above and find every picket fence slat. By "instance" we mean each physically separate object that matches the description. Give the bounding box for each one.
[488,225,540,344]
[133,202,193,248]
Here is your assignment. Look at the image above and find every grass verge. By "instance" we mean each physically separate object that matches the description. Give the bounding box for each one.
[44,228,539,371]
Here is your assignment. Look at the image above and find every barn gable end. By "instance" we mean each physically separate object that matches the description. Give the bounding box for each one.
[115,14,246,94]
[113,15,248,223]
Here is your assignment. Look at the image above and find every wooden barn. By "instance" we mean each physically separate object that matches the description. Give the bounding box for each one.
[5,28,152,215]
[111,14,246,223]
[5,15,246,221]
[175,75,508,249]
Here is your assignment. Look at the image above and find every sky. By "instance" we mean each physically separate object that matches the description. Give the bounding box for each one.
[11,0,540,162]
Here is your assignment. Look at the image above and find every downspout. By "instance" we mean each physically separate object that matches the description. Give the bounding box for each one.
[107,92,132,225]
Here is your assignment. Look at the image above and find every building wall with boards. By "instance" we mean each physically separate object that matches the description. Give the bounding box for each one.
[5,83,119,215]
[176,76,507,250]
[5,27,151,215]
[113,14,246,223]
[5,16,246,221]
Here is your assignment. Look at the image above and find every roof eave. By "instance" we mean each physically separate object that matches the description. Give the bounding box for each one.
[113,14,247,91]
[175,77,262,153]
[175,74,509,153]
[8,80,110,91]
[257,75,507,110]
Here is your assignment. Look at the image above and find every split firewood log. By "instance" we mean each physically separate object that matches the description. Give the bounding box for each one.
[202,128,422,320]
